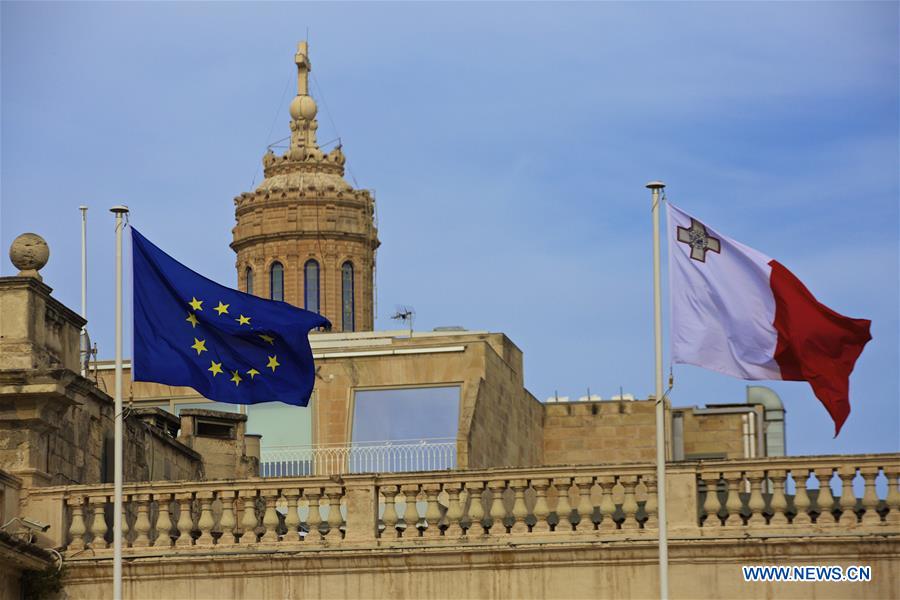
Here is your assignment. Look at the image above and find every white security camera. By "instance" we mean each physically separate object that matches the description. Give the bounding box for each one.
[20,518,50,533]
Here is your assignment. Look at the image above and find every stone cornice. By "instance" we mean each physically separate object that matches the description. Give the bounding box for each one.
[230,230,379,253]
[234,195,373,217]
[0,277,86,329]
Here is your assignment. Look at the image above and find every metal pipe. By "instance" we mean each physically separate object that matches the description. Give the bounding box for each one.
[80,206,88,377]
[646,180,668,600]
[110,205,129,600]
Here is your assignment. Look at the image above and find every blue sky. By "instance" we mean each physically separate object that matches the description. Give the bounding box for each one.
[2,2,897,456]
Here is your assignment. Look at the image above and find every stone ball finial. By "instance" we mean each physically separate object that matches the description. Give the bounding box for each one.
[289,94,318,121]
[9,232,49,280]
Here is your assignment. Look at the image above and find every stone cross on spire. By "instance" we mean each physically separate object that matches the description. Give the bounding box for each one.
[295,41,311,96]
[288,41,320,159]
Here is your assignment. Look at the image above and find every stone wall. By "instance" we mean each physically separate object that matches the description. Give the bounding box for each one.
[58,538,900,600]
[679,407,763,459]
[542,399,660,465]
[463,338,544,469]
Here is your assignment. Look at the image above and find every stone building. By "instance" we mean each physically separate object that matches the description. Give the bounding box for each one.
[0,42,897,600]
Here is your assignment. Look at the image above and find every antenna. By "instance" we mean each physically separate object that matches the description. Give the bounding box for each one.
[390,306,415,338]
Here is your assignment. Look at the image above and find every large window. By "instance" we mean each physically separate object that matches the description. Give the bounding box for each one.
[304,259,320,313]
[341,261,354,331]
[350,386,459,471]
[245,267,254,296]
[270,262,284,302]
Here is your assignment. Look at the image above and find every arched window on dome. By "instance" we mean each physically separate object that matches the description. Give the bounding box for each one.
[245,267,254,296]
[341,261,355,332]
[304,259,320,313]
[270,262,284,302]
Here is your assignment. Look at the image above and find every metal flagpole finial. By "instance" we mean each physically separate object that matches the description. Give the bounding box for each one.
[645,181,666,190]
[110,205,130,214]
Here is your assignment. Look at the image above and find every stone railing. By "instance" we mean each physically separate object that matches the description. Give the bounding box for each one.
[695,454,900,530]
[23,453,899,556]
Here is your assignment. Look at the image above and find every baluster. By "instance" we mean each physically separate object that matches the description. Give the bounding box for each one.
[283,488,301,542]
[422,483,443,538]
[401,484,420,537]
[792,470,812,526]
[598,477,617,532]
[746,472,766,525]
[217,491,236,545]
[507,480,529,535]
[860,467,881,526]
[620,476,640,531]
[324,487,344,540]
[132,494,152,548]
[89,495,109,549]
[175,492,194,547]
[466,482,486,535]
[151,494,171,548]
[67,497,87,551]
[574,476,596,532]
[837,467,858,526]
[121,495,132,548]
[701,474,721,527]
[260,489,280,543]
[238,490,259,544]
[768,470,789,526]
[193,491,215,546]
[642,476,658,530]
[885,468,900,526]
[724,472,743,526]
[488,480,508,534]
[530,479,551,534]
[552,477,573,533]
[815,468,836,524]
[305,489,322,542]
[380,486,400,538]
[443,483,464,537]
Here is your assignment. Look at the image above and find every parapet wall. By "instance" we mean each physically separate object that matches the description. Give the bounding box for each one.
[30,453,900,599]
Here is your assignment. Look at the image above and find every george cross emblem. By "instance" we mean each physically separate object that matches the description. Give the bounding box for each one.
[677,218,721,262]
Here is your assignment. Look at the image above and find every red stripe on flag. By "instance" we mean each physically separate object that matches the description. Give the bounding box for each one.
[769,260,872,436]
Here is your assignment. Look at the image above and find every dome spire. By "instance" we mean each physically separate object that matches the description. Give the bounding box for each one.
[288,41,320,158]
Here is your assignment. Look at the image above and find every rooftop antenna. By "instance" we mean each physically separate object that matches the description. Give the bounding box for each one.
[390,306,415,338]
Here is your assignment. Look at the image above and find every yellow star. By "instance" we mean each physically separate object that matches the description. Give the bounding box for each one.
[258,334,275,345]
[208,361,223,376]
[236,314,251,326]
[246,368,260,380]
[230,370,242,386]
[186,313,199,328]
[191,338,208,355]
[266,355,280,372]
[189,297,203,311]
[214,301,230,316]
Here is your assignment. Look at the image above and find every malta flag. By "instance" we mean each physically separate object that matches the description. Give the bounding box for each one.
[667,202,871,436]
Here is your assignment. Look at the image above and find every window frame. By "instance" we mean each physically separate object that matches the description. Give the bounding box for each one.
[269,261,284,302]
[304,259,320,313]
[341,261,355,331]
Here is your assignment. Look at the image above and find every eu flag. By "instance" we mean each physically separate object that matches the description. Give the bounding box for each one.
[132,228,330,406]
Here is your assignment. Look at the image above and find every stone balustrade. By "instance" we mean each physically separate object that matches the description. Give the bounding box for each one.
[59,476,347,552]
[696,454,900,530]
[24,453,898,557]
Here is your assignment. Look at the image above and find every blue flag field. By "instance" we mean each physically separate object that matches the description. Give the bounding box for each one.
[132,228,330,406]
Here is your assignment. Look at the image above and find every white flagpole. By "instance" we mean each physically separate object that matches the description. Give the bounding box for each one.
[111,205,129,600]
[646,181,669,600]
[80,206,88,377]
